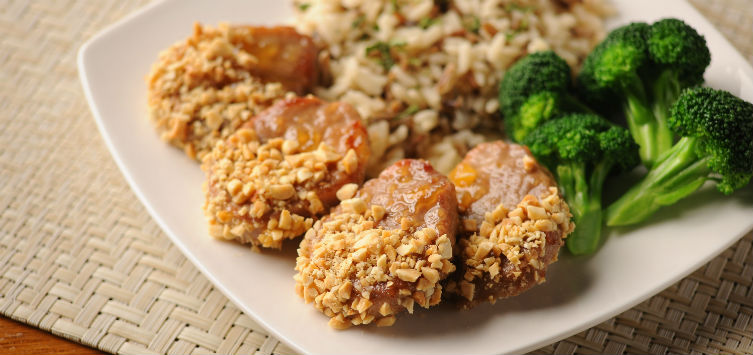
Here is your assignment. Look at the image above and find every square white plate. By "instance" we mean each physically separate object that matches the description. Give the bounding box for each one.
[78,1,753,354]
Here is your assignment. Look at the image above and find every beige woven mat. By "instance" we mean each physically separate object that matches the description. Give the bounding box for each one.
[1,0,751,354]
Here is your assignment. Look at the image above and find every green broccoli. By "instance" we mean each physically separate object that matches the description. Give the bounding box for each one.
[606,87,753,226]
[578,19,712,168]
[499,51,589,142]
[577,22,673,168]
[646,18,711,145]
[524,113,640,254]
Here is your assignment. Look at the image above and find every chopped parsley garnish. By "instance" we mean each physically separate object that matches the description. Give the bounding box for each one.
[464,16,481,34]
[298,3,311,11]
[506,18,530,41]
[505,3,534,12]
[519,17,529,31]
[391,0,400,12]
[396,105,420,120]
[352,15,365,29]
[366,41,398,71]
[366,41,406,70]
[419,17,440,29]
[505,27,526,41]
[391,41,407,48]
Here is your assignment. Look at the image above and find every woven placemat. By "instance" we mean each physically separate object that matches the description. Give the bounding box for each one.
[0,0,751,354]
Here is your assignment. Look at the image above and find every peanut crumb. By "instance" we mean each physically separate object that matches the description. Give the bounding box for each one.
[203,128,356,249]
[295,200,454,329]
[336,183,359,201]
[522,155,537,173]
[451,187,574,305]
[146,23,292,161]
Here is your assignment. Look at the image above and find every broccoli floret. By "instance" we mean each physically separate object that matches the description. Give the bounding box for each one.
[524,113,640,254]
[648,19,710,88]
[606,87,753,226]
[499,51,571,118]
[577,22,650,108]
[499,51,589,142]
[509,91,565,142]
[578,19,713,169]
[577,22,673,168]
[647,18,711,147]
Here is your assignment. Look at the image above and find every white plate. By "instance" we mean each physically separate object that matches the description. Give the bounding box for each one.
[78,1,753,354]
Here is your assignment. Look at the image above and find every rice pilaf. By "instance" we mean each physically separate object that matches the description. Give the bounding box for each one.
[293,0,613,174]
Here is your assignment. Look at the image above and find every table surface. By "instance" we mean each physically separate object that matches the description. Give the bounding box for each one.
[0,0,751,354]
[0,317,102,355]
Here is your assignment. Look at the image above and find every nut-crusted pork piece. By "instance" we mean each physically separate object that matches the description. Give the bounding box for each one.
[447,141,574,309]
[295,159,458,329]
[147,23,318,161]
[202,97,369,249]
[224,25,319,95]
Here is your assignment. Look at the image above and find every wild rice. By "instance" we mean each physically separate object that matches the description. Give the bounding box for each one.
[293,0,613,175]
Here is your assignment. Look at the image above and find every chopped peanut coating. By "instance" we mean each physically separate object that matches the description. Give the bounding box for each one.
[447,141,574,308]
[447,188,573,307]
[203,98,370,249]
[295,159,458,328]
[146,23,317,160]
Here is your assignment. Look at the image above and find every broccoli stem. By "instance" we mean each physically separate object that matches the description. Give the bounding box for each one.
[623,79,662,168]
[605,137,711,226]
[649,69,681,156]
[567,202,602,255]
[559,162,609,255]
[556,164,586,218]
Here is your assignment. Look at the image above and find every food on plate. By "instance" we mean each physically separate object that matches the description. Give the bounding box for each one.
[577,19,710,168]
[295,159,457,328]
[498,50,590,143]
[571,18,753,228]
[293,0,613,174]
[139,0,752,335]
[523,114,638,254]
[446,141,573,308]
[645,19,711,128]
[606,87,753,226]
[220,25,320,95]
[147,23,318,160]
[202,97,370,249]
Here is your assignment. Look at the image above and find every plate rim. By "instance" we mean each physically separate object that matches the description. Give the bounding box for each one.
[77,1,753,353]
[77,1,308,353]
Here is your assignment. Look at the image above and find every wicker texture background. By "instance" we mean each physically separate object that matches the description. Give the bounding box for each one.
[0,0,751,354]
